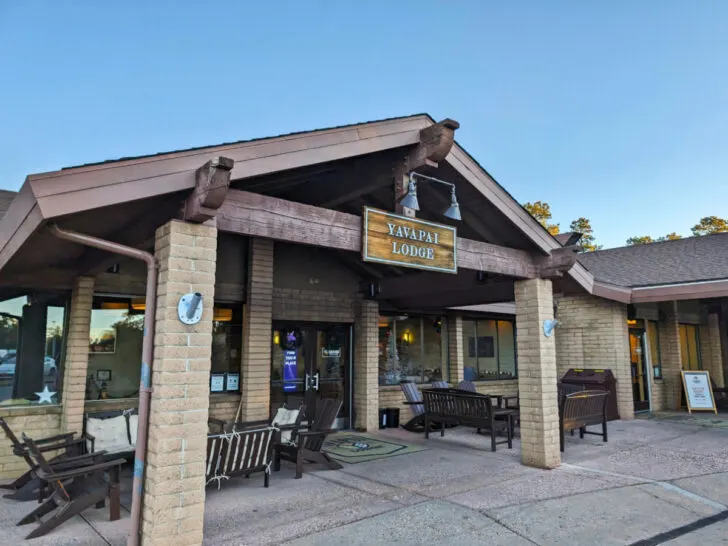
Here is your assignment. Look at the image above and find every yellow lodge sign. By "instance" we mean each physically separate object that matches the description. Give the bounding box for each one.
[362,207,457,274]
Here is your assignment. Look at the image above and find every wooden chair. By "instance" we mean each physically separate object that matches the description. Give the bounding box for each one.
[400,381,427,432]
[17,434,125,539]
[0,417,92,501]
[559,390,609,452]
[273,398,343,479]
[456,380,477,393]
[206,425,278,488]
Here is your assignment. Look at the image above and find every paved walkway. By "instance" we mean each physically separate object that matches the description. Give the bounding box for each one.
[2,415,728,545]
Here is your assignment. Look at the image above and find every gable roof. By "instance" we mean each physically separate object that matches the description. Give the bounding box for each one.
[0,190,16,220]
[578,233,728,287]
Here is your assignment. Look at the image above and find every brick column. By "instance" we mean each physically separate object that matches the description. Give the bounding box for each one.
[611,304,634,420]
[706,314,725,387]
[141,220,217,546]
[515,279,560,469]
[659,301,682,410]
[240,238,273,422]
[447,315,464,384]
[354,299,379,431]
[61,276,94,433]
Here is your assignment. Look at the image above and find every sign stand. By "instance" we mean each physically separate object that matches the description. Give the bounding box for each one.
[680,370,717,414]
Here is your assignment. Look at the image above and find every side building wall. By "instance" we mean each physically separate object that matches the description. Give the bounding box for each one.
[555,294,634,420]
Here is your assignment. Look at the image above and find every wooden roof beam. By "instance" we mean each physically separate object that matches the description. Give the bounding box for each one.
[181,156,234,223]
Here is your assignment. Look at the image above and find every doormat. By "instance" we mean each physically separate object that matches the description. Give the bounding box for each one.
[323,434,428,464]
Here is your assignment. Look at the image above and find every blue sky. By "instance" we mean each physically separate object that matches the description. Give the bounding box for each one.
[1,1,726,249]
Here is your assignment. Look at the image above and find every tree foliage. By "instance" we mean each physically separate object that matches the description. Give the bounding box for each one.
[626,235,654,246]
[523,201,560,235]
[569,217,600,252]
[691,216,728,236]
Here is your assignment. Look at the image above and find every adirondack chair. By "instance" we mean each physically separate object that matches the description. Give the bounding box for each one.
[400,381,427,432]
[457,380,477,393]
[273,398,342,479]
[0,417,92,501]
[431,380,449,389]
[17,434,125,540]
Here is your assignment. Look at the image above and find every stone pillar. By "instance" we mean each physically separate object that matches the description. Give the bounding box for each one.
[240,238,274,422]
[61,276,95,433]
[141,220,217,546]
[515,279,560,469]
[447,315,464,384]
[354,299,379,431]
[706,314,725,387]
[658,301,682,410]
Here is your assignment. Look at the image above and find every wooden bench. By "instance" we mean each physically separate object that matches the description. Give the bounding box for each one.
[206,425,277,488]
[422,388,513,451]
[559,390,609,452]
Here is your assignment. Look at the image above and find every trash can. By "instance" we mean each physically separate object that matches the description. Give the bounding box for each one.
[378,408,387,429]
[560,368,620,421]
[385,407,400,428]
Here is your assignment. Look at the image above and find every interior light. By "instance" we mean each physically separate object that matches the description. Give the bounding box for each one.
[627,319,638,326]
[401,330,414,344]
[273,331,280,346]
[213,307,233,322]
[101,302,129,310]
[130,298,146,311]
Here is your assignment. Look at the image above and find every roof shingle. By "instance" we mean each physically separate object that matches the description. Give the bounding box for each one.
[577,233,728,287]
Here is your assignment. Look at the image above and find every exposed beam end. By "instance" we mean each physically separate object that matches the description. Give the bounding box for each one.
[182,156,235,223]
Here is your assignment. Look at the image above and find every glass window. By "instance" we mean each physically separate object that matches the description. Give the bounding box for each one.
[646,320,661,379]
[377,315,447,385]
[87,297,243,400]
[679,324,701,371]
[462,319,517,381]
[88,297,144,400]
[0,294,67,405]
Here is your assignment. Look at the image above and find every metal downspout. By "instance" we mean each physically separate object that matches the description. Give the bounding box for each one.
[49,224,156,546]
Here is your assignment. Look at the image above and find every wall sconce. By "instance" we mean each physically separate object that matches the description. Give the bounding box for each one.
[397,172,462,221]
[401,329,414,344]
[273,331,280,346]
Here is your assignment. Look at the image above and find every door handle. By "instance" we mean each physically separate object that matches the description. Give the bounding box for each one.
[305,373,320,391]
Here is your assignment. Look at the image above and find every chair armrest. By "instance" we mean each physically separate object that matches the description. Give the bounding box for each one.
[298,429,337,437]
[34,432,76,445]
[402,401,423,405]
[38,458,126,481]
[233,419,272,430]
[49,451,109,467]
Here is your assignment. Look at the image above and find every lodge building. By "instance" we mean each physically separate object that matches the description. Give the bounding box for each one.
[0,115,726,545]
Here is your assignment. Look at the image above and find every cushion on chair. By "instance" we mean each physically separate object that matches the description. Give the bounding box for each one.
[128,414,138,447]
[272,407,300,444]
[85,415,132,454]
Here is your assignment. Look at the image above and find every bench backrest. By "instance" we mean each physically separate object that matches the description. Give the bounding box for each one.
[422,389,494,422]
[206,426,276,481]
[560,390,608,427]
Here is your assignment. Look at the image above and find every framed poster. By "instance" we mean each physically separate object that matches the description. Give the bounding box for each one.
[210,374,225,393]
[226,373,240,392]
[681,370,717,414]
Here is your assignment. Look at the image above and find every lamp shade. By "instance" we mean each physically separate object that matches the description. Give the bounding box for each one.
[442,187,462,221]
[398,179,420,211]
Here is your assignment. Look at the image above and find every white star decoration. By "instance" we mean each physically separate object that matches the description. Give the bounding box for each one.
[34,386,56,404]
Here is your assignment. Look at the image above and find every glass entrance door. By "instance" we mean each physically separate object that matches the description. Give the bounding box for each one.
[629,328,650,412]
[270,322,351,428]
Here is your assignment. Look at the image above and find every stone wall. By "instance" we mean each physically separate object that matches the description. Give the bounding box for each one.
[0,407,62,479]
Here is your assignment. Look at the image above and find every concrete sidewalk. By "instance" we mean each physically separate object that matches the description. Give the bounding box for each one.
[2,416,728,545]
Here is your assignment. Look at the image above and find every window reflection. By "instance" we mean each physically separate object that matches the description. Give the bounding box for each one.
[378,315,447,385]
[0,294,67,405]
[462,319,517,381]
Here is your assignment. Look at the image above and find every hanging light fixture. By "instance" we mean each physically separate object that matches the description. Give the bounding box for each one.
[442,186,462,221]
[397,173,420,211]
[405,172,462,221]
